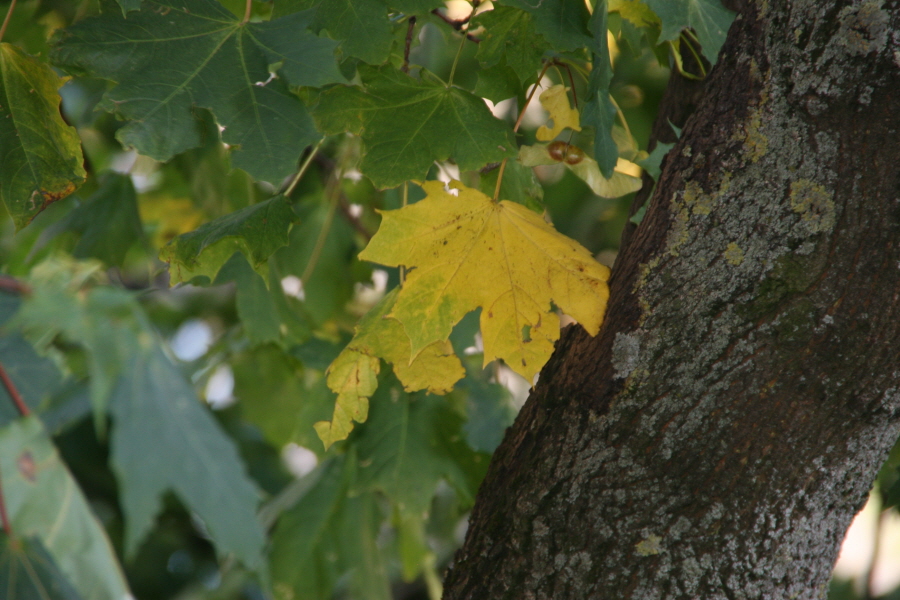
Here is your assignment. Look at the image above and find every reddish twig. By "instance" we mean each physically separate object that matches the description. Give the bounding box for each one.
[402,16,417,73]
[0,275,31,296]
[0,0,18,43]
[0,467,13,540]
[337,195,372,241]
[0,362,30,417]
[430,8,481,43]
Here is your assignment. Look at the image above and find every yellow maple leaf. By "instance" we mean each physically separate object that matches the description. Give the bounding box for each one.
[536,84,581,142]
[314,350,379,449]
[314,288,464,448]
[359,181,610,382]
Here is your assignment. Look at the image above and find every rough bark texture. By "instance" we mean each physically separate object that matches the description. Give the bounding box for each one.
[443,1,900,598]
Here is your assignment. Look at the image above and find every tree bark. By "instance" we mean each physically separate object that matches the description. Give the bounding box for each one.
[443,1,900,598]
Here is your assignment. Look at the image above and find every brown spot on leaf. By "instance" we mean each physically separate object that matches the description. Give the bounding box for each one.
[18,451,36,482]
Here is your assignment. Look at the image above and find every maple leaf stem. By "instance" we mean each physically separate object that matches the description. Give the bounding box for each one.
[513,61,552,133]
[302,175,340,285]
[285,138,325,198]
[400,182,408,284]
[0,0,18,43]
[492,159,507,202]
[448,33,468,87]
[0,361,30,417]
[609,94,632,140]
[241,0,252,24]
[495,61,555,200]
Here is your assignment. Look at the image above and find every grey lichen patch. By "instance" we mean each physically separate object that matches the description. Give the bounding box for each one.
[836,0,890,56]
[790,179,836,234]
[612,331,643,379]
[724,242,745,266]
[741,107,769,163]
[635,534,663,556]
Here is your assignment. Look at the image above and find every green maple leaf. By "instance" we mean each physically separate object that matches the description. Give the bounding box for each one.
[270,454,391,600]
[110,347,266,569]
[582,1,619,178]
[354,386,484,516]
[313,65,517,188]
[504,0,592,51]
[61,173,145,267]
[0,533,84,600]
[0,417,130,600]
[0,43,85,230]
[310,0,394,64]
[160,194,297,285]
[473,7,549,84]
[50,0,336,183]
[644,0,736,63]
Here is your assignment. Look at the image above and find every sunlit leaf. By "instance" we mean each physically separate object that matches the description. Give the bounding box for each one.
[535,84,581,142]
[50,0,322,183]
[0,416,129,600]
[313,65,517,188]
[0,43,84,230]
[610,0,661,28]
[359,180,610,382]
[519,143,643,198]
[315,289,464,447]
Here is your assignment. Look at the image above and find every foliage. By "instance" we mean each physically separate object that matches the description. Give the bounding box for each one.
[0,0,801,598]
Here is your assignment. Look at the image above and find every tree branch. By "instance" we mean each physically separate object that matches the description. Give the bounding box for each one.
[0,362,30,417]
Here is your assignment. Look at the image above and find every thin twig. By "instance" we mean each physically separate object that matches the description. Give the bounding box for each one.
[241,0,252,24]
[0,0,18,43]
[513,61,553,132]
[0,466,13,540]
[402,16,417,73]
[430,9,481,43]
[285,138,325,198]
[561,62,578,108]
[301,175,340,284]
[494,61,553,202]
[0,275,31,296]
[400,182,408,285]
[0,362,30,417]
[337,195,372,241]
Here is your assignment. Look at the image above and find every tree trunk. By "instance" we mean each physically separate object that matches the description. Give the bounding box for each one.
[443,1,900,598]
